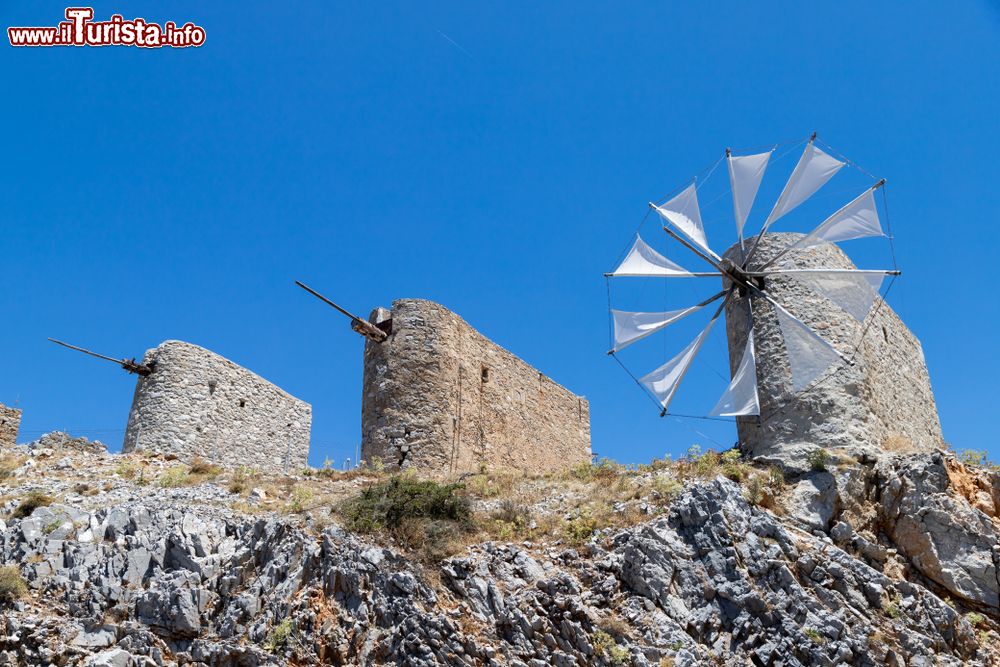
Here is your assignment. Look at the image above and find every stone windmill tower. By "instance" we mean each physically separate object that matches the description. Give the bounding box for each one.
[606,136,943,469]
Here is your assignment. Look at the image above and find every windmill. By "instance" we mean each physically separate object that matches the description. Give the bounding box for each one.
[605,134,899,428]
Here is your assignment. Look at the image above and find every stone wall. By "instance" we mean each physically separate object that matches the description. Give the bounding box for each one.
[0,404,21,447]
[361,299,591,474]
[724,233,943,470]
[122,341,311,474]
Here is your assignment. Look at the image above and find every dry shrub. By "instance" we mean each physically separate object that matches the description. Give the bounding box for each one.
[72,482,98,497]
[0,567,27,603]
[0,453,25,480]
[227,466,257,495]
[11,490,54,519]
[466,471,521,499]
[597,614,632,640]
[485,500,533,541]
[188,456,222,477]
[883,434,914,453]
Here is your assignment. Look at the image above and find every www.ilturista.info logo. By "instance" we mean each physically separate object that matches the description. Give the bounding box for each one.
[8,8,206,48]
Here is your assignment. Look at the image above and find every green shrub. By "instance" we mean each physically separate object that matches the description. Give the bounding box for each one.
[265,618,295,653]
[592,629,630,664]
[804,627,826,643]
[958,449,997,469]
[488,500,532,540]
[745,476,765,506]
[11,490,54,519]
[806,449,830,472]
[114,460,141,480]
[564,509,599,545]
[287,486,315,513]
[339,476,471,534]
[885,599,902,619]
[650,476,683,504]
[0,567,27,602]
[720,450,750,482]
[569,457,621,483]
[157,465,190,488]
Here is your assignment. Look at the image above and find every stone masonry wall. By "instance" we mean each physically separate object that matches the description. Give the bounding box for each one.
[361,299,591,474]
[723,233,943,470]
[0,404,21,447]
[122,341,311,474]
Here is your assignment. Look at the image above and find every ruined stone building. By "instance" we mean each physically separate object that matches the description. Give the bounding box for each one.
[0,404,21,447]
[122,341,311,474]
[723,233,943,468]
[361,299,591,474]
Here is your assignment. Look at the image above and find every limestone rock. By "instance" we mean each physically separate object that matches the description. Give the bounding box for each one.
[877,452,999,608]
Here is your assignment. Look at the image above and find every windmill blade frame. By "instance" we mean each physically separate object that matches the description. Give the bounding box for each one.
[606,135,899,421]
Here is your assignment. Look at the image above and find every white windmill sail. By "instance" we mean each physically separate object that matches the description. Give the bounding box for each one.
[652,183,721,260]
[727,150,772,241]
[709,331,759,416]
[796,188,884,249]
[610,235,694,277]
[640,315,718,411]
[764,142,845,227]
[611,304,708,352]
[774,307,842,393]
[792,271,886,322]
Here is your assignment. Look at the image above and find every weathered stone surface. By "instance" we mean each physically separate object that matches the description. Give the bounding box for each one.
[786,472,840,531]
[877,452,1000,609]
[361,299,591,474]
[122,341,311,474]
[724,234,943,470]
[0,403,21,447]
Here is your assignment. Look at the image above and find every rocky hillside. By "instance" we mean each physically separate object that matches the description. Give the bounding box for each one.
[0,433,997,666]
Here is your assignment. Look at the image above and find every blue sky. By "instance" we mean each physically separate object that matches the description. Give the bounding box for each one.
[2,2,998,466]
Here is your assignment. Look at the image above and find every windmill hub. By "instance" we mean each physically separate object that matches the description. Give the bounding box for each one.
[718,258,763,293]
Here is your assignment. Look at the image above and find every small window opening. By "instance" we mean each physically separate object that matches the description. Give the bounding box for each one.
[882,326,889,343]
[208,380,218,395]
[481,367,490,383]
[239,399,246,408]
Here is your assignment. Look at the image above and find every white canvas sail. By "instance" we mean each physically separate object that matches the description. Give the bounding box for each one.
[765,143,845,227]
[709,331,759,416]
[611,235,693,277]
[796,188,884,249]
[652,183,721,260]
[792,270,885,322]
[774,306,842,393]
[611,304,707,352]
[640,316,717,411]
[727,150,771,240]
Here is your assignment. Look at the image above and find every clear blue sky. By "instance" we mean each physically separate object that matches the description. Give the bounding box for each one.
[3,2,998,466]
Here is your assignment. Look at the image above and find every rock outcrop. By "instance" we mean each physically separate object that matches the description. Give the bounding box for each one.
[0,436,997,666]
